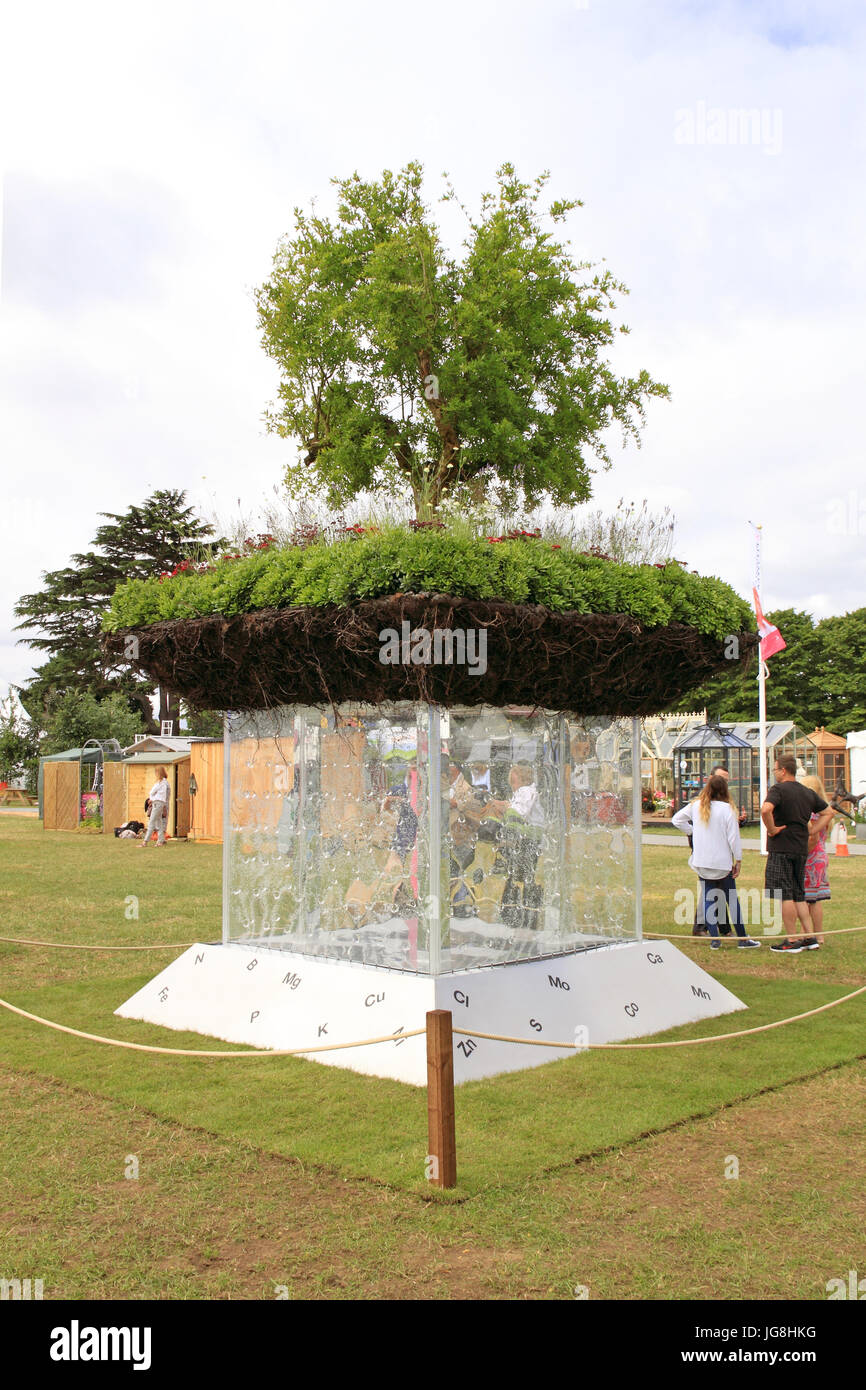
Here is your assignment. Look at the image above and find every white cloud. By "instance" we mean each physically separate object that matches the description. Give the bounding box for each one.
[1,0,865,692]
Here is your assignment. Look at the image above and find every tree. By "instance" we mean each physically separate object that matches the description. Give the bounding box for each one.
[677,607,866,733]
[817,609,866,731]
[256,163,669,519]
[181,704,223,739]
[0,695,38,785]
[15,490,222,731]
[40,689,144,757]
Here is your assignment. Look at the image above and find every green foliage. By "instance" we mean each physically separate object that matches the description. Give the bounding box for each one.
[678,606,866,733]
[15,490,222,732]
[181,706,223,739]
[40,689,144,757]
[104,527,752,640]
[0,696,38,785]
[256,163,668,518]
[817,609,866,730]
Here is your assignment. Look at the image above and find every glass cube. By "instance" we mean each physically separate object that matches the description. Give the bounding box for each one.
[223,705,641,974]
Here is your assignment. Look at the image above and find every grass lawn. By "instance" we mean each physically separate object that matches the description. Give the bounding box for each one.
[1,814,864,1300]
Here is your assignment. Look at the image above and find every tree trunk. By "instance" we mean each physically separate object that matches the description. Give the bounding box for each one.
[158,686,181,734]
[132,691,158,734]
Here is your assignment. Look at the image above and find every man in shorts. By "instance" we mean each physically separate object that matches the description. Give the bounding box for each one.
[762,754,828,953]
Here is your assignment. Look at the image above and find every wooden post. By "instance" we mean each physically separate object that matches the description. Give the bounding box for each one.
[426,1009,457,1189]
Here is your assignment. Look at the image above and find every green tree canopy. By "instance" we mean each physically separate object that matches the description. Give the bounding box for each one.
[39,689,144,757]
[256,163,669,519]
[678,607,866,733]
[0,695,38,784]
[15,490,221,731]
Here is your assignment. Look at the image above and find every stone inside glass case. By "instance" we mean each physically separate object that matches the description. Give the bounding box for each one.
[224,705,640,974]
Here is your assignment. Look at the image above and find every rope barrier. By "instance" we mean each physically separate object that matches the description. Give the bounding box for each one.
[0,935,199,951]
[1,921,865,952]
[644,923,866,940]
[453,984,866,1049]
[0,984,863,1057]
[0,997,423,1056]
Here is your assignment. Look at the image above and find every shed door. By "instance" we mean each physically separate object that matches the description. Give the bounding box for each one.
[102,762,126,834]
[44,761,80,831]
[175,760,191,838]
[128,766,153,824]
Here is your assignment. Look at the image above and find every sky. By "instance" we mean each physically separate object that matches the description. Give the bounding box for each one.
[1,0,864,697]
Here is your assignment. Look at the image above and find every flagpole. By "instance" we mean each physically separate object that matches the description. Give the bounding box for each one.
[757,658,769,856]
[750,522,769,856]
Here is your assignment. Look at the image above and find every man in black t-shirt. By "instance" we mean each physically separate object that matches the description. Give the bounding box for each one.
[761,754,828,954]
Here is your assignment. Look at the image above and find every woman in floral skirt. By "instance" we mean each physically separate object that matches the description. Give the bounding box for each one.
[801,775,836,947]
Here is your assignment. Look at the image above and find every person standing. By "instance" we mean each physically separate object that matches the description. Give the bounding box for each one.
[672,775,761,950]
[800,774,836,948]
[140,766,171,848]
[688,765,740,936]
[762,755,829,952]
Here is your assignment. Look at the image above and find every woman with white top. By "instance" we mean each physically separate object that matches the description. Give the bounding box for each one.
[140,766,171,848]
[671,774,760,950]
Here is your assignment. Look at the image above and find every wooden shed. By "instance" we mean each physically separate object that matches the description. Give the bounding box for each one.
[188,739,224,843]
[807,727,850,794]
[119,752,191,840]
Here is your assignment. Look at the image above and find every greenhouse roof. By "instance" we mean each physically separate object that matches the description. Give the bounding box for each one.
[673,725,751,751]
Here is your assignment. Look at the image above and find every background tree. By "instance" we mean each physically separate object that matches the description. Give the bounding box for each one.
[181,704,223,739]
[0,695,39,787]
[817,610,866,731]
[39,690,144,757]
[256,163,669,519]
[677,607,866,734]
[15,490,221,733]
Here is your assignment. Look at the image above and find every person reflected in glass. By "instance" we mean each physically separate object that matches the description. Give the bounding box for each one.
[486,763,546,930]
[382,785,418,912]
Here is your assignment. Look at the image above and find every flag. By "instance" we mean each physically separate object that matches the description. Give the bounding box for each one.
[753,588,786,660]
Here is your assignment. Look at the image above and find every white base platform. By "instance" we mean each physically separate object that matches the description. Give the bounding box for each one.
[116,940,746,1086]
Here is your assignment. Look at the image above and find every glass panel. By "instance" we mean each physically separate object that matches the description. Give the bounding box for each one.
[225,706,433,971]
[225,704,639,974]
